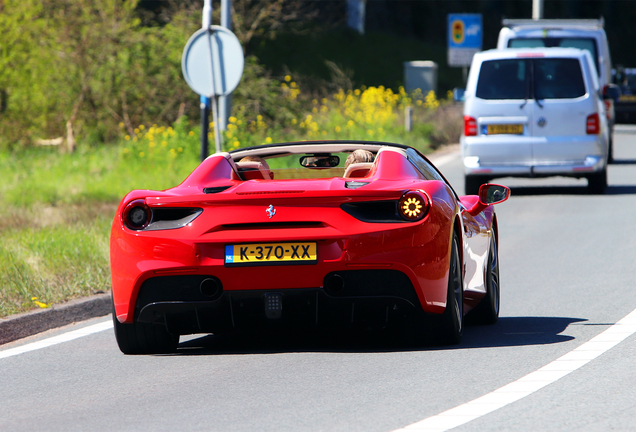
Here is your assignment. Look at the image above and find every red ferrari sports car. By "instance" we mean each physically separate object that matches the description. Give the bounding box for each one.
[110,141,509,354]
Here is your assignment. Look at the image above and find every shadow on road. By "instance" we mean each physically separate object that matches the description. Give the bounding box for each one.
[168,316,587,356]
[508,184,636,196]
[609,158,636,165]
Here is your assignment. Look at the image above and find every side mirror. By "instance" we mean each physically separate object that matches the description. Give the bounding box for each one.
[479,184,510,205]
[603,83,621,101]
[453,88,466,103]
[467,184,511,216]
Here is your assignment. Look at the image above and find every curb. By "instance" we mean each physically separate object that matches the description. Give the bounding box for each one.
[0,292,111,345]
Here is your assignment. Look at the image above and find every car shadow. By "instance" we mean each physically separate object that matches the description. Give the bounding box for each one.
[167,316,587,356]
[509,184,636,196]
[610,158,636,165]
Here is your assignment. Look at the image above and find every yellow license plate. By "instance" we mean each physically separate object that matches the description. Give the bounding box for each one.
[619,95,636,102]
[224,242,317,266]
[487,124,523,135]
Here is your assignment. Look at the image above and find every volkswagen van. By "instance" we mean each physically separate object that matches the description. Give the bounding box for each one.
[460,48,610,194]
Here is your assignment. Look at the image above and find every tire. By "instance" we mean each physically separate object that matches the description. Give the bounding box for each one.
[587,169,607,194]
[112,300,179,355]
[608,134,614,164]
[435,233,464,345]
[469,235,500,324]
[464,175,483,196]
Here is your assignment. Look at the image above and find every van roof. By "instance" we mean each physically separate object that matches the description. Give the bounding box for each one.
[475,47,590,61]
[501,18,604,30]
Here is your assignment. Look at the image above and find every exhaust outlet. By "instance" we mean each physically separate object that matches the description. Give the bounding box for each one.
[200,278,221,298]
[326,274,345,293]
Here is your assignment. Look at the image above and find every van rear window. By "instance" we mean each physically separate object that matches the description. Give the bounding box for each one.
[534,58,586,99]
[476,58,585,100]
[476,59,528,100]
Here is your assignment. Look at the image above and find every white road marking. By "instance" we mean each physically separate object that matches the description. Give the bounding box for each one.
[393,308,636,431]
[0,320,113,360]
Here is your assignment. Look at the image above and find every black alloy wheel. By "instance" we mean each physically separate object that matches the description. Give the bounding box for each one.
[112,298,179,355]
[435,233,464,345]
[464,175,483,196]
[587,168,607,194]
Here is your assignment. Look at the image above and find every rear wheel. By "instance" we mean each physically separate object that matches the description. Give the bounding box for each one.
[435,233,464,345]
[112,300,179,355]
[608,135,614,164]
[464,175,484,195]
[469,235,500,324]
[587,169,607,194]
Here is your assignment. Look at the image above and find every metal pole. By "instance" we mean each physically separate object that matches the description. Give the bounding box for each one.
[218,0,232,132]
[200,96,210,162]
[532,0,544,20]
[202,0,222,153]
[199,0,216,159]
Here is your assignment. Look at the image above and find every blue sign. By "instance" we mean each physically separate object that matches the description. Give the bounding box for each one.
[448,14,482,49]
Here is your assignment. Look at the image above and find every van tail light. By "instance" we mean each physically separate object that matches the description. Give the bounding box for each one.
[464,116,478,136]
[586,113,600,135]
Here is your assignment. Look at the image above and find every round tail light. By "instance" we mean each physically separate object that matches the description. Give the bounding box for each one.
[123,199,151,230]
[398,191,430,222]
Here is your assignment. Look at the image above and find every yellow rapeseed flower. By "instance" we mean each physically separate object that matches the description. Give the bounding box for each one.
[139,151,145,157]
[188,131,195,136]
[265,137,273,143]
[125,135,130,141]
[139,125,145,130]
[229,116,237,123]
[285,75,291,82]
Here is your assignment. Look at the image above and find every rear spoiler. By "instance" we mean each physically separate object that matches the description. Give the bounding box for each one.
[502,18,604,29]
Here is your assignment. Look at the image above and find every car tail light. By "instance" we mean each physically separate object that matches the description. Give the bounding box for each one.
[398,191,430,222]
[123,199,151,230]
[464,116,477,136]
[586,113,600,135]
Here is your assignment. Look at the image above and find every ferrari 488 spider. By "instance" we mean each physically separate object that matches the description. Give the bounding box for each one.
[110,141,509,354]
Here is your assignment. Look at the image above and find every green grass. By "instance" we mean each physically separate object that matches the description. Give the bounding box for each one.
[0,144,202,318]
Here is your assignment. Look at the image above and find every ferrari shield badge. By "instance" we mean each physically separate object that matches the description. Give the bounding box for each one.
[266,204,276,219]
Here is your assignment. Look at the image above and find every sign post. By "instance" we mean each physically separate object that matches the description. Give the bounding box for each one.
[182,0,244,159]
[448,14,482,82]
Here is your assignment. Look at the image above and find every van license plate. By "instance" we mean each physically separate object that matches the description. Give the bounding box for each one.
[486,124,523,135]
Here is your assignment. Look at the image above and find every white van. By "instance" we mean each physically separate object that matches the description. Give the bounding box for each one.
[460,48,610,194]
[497,19,618,161]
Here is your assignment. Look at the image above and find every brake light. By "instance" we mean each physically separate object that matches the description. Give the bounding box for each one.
[398,191,431,222]
[122,199,151,230]
[586,113,600,135]
[464,115,477,136]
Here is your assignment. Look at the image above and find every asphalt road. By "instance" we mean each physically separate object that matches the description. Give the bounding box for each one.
[2,127,636,431]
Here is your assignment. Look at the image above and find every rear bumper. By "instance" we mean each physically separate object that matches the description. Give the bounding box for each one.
[133,271,426,334]
[461,135,607,177]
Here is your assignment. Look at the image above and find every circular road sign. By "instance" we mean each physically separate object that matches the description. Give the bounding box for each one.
[182,26,244,97]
